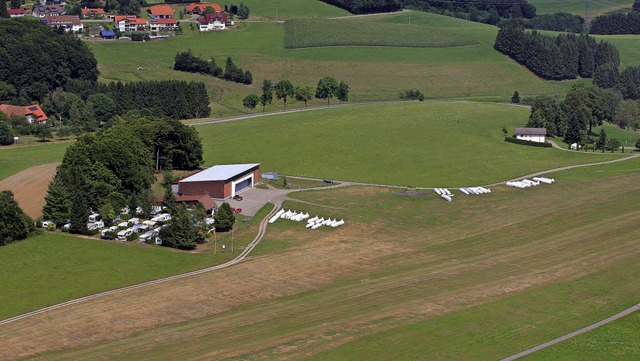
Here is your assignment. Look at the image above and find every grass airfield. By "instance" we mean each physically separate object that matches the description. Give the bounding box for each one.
[7,155,639,360]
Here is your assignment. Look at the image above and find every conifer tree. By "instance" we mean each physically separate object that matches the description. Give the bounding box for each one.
[42,172,70,226]
[214,202,235,232]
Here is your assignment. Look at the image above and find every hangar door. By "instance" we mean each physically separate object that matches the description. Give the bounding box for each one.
[234,177,252,194]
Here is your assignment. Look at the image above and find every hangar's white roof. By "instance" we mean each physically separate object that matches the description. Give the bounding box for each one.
[180,164,259,182]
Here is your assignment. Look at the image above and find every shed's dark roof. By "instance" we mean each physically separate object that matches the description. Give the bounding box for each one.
[101,30,115,36]
[515,127,546,136]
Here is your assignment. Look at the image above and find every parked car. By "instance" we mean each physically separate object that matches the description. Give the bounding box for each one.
[101,234,113,240]
[323,179,334,184]
[233,195,243,201]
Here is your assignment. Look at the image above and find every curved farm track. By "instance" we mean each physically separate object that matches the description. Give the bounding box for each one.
[0,162,59,219]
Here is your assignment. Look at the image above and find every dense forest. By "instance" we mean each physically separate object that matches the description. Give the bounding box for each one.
[43,116,203,233]
[0,19,98,105]
[590,11,640,35]
[525,13,583,33]
[494,20,619,81]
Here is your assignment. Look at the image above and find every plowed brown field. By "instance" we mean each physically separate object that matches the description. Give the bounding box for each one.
[0,162,58,219]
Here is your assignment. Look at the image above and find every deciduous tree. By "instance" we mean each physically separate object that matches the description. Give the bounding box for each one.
[294,85,313,106]
[242,94,259,113]
[260,80,273,112]
[337,81,350,103]
[315,76,338,105]
[275,80,294,110]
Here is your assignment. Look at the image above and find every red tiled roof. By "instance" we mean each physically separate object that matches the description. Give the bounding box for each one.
[0,104,48,122]
[515,127,546,136]
[43,15,82,25]
[7,8,27,15]
[175,195,217,211]
[186,3,221,12]
[148,4,174,16]
[201,12,226,22]
[82,7,105,15]
[114,15,148,25]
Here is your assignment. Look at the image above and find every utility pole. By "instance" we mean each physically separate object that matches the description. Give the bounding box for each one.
[583,0,591,34]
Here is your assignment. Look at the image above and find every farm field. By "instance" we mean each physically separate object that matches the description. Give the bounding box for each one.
[4,156,640,360]
[0,205,271,321]
[283,18,477,48]
[0,142,69,181]
[593,34,640,68]
[528,0,631,16]
[89,10,570,118]
[197,102,622,187]
[525,312,640,360]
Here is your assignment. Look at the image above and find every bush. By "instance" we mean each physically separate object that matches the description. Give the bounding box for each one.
[399,89,425,101]
[504,137,553,148]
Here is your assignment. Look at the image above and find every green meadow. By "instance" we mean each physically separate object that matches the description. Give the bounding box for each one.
[525,312,640,360]
[284,18,477,48]
[0,204,274,320]
[197,102,621,186]
[89,10,570,118]
[0,142,70,181]
[39,156,640,360]
[528,0,630,16]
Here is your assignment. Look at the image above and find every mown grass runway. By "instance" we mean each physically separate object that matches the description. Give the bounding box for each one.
[197,102,621,186]
[20,156,640,360]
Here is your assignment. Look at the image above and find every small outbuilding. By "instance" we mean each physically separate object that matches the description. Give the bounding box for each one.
[176,163,260,199]
[515,127,546,143]
[101,30,115,39]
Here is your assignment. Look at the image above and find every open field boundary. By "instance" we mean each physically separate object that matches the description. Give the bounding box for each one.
[501,303,640,360]
[0,204,280,327]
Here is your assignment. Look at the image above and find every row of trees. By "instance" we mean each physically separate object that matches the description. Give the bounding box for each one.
[525,84,639,147]
[590,3,640,35]
[42,116,203,233]
[525,13,583,33]
[242,77,350,113]
[174,50,253,85]
[494,20,619,80]
[63,79,211,120]
[318,0,402,15]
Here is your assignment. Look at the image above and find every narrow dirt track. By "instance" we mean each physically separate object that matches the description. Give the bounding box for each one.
[0,203,281,328]
[0,162,59,219]
[501,303,640,360]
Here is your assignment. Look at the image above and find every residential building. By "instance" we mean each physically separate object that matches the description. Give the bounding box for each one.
[149,18,178,31]
[0,104,48,124]
[147,4,174,19]
[41,15,83,32]
[32,4,65,18]
[114,15,148,32]
[186,3,221,15]
[515,128,547,143]
[7,8,27,17]
[198,13,227,31]
[81,7,106,18]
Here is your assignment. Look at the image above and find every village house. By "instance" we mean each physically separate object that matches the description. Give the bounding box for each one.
[41,15,83,32]
[81,7,106,18]
[7,8,27,17]
[198,13,227,31]
[147,4,175,19]
[515,127,547,143]
[149,18,179,31]
[32,4,65,18]
[186,3,221,15]
[0,104,48,124]
[114,15,148,32]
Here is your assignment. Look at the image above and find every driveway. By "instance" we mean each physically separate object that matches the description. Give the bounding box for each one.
[221,186,289,216]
